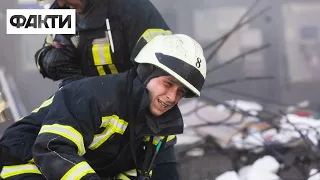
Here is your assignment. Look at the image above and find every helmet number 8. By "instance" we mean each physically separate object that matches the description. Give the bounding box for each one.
[196,58,202,68]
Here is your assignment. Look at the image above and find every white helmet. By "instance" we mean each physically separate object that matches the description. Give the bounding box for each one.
[134,34,207,97]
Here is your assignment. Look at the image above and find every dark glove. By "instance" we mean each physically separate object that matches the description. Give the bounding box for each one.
[35,46,82,81]
[34,45,53,78]
[53,34,77,58]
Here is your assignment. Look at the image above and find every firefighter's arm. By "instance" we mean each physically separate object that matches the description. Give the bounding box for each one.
[151,136,179,180]
[122,0,172,62]
[34,34,81,81]
[33,85,101,179]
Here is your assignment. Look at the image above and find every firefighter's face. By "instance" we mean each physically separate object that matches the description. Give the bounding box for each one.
[146,76,187,116]
[57,0,85,13]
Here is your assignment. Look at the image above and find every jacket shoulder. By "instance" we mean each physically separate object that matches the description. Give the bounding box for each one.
[73,72,131,113]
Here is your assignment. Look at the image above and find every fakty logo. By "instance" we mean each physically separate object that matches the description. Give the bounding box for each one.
[7,9,76,34]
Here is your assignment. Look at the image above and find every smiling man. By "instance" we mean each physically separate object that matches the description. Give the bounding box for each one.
[0,34,206,180]
[146,76,186,116]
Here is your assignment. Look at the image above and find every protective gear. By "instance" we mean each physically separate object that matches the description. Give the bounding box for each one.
[51,34,77,57]
[0,68,181,179]
[137,64,169,85]
[134,34,207,98]
[34,46,82,81]
[35,0,172,83]
[34,45,53,78]
[35,34,82,80]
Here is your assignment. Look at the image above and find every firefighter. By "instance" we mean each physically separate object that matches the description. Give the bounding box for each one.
[0,34,207,180]
[34,0,172,87]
